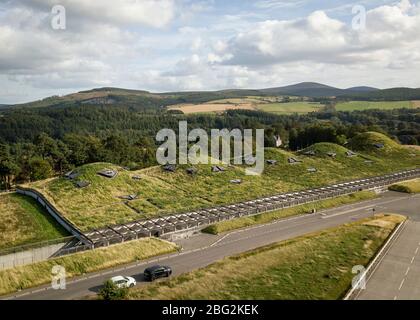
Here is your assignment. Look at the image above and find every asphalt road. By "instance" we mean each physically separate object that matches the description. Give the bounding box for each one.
[3,191,420,300]
[357,219,420,300]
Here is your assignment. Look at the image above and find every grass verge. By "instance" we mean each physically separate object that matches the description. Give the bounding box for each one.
[128,214,405,300]
[0,238,178,296]
[0,193,69,250]
[202,191,377,235]
[389,179,420,194]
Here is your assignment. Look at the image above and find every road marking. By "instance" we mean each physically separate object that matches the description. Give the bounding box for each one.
[405,267,410,276]
[321,197,413,219]
[398,278,405,291]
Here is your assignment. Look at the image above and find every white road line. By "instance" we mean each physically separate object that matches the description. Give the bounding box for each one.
[405,267,410,276]
[398,278,405,291]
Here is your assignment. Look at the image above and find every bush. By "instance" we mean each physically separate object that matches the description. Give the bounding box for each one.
[99,280,128,300]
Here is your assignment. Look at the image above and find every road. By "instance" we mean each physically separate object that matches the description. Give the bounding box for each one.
[356,219,420,300]
[3,191,420,300]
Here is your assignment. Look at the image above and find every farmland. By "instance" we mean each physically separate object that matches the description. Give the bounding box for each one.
[167,102,255,114]
[335,101,412,111]
[128,214,404,300]
[25,132,420,232]
[256,102,325,114]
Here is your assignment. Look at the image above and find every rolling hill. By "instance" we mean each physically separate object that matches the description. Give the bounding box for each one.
[4,83,419,111]
[260,82,379,97]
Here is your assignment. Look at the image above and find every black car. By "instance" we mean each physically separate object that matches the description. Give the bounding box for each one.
[143,265,172,281]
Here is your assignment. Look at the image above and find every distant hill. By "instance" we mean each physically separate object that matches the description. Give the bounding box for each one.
[2,83,418,110]
[341,87,420,101]
[260,82,379,98]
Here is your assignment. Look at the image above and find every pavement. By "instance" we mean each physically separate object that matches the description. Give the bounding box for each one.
[2,191,419,300]
[357,220,420,300]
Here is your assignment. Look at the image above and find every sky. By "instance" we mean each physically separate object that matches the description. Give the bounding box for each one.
[0,0,419,104]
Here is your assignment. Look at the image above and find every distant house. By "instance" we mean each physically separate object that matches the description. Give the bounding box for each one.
[274,135,282,148]
[373,143,385,149]
[266,160,277,165]
[230,179,242,184]
[327,152,337,158]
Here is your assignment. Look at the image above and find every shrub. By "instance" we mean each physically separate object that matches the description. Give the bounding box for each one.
[99,280,128,300]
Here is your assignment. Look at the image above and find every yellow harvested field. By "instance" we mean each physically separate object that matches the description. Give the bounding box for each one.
[405,145,420,151]
[168,103,255,114]
[411,101,420,108]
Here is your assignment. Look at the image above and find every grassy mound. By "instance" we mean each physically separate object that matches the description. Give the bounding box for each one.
[348,132,402,153]
[300,143,353,157]
[25,132,419,232]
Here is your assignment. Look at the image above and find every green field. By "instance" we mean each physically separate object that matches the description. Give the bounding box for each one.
[202,191,377,235]
[128,214,404,300]
[335,101,412,111]
[256,102,324,114]
[0,238,177,296]
[26,132,420,231]
[0,193,68,250]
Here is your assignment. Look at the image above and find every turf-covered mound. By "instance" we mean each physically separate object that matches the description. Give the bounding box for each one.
[348,132,401,153]
[299,143,352,158]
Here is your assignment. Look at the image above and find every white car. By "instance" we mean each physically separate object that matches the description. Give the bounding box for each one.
[110,276,136,288]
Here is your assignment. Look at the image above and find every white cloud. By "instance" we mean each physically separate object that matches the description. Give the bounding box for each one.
[14,0,176,28]
[219,2,420,68]
[0,0,420,103]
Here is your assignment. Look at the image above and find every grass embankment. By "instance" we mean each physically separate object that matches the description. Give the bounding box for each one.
[27,132,419,231]
[0,193,68,250]
[389,179,420,194]
[0,238,178,296]
[128,214,405,300]
[202,191,377,235]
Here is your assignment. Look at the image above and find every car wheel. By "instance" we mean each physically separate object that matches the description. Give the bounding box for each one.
[166,272,170,277]
[130,283,135,288]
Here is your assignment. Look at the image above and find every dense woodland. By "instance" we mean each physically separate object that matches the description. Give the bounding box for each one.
[0,102,419,190]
